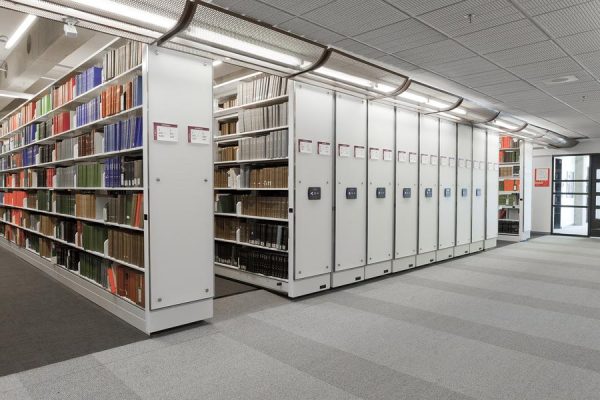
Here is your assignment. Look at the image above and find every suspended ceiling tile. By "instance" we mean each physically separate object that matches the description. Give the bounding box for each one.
[527,69,592,85]
[373,54,420,71]
[429,56,498,77]
[353,19,446,53]
[332,38,388,59]
[544,80,600,96]
[419,0,523,37]
[556,29,600,55]
[508,57,582,79]
[383,0,464,16]
[276,17,344,43]
[574,50,600,79]
[486,41,566,68]
[393,39,475,66]
[533,0,600,38]
[512,0,592,16]
[455,19,548,54]
[258,0,337,15]
[215,0,294,24]
[301,0,408,36]
[457,68,521,87]
[475,80,533,96]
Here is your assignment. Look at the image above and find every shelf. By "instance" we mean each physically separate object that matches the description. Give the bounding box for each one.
[214,125,289,143]
[214,187,288,191]
[499,191,520,195]
[215,238,288,253]
[0,203,143,232]
[213,95,289,118]
[0,219,144,271]
[215,262,288,283]
[0,65,142,140]
[214,213,288,222]
[0,147,142,174]
[498,218,519,222]
[498,176,520,181]
[0,105,143,159]
[499,148,519,151]
[214,157,288,167]
[0,187,143,191]
[498,205,519,209]
[499,162,520,166]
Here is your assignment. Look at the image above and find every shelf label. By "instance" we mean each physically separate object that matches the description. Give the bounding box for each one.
[440,156,448,166]
[494,163,499,171]
[480,161,486,170]
[473,160,479,169]
[369,147,380,160]
[458,158,465,168]
[154,122,178,142]
[398,151,407,163]
[409,152,418,164]
[449,157,456,167]
[421,154,430,165]
[430,155,438,166]
[488,162,493,170]
[298,139,313,154]
[338,144,351,158]
[318,141,331,156]
[354,146,366,159]
[466,159,472,169]
[188,126,211,145]
[535,168,550,187]
[383,149,393,161]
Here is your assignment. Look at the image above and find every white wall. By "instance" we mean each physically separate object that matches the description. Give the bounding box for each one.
[532,138,600,233]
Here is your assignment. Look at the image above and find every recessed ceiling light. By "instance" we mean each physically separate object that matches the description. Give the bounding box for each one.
[542,75,578,85]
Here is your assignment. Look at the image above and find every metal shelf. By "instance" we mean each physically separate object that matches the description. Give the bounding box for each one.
[214,213,288,222]
[215,238,288,253]
[214,125,289,143]
[214,157,288,166]
[213,95,289,118]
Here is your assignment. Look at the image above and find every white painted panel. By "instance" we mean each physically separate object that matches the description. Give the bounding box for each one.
[418,115,439,254]
[472,127,486,242]
[456,124,472,245]
[522,141,533,233]
[438,119,456,250]
[367,102,395,264]
[486,131,499,239]
[145,47,213,310]
[395,108,418,259]
[293,82,334,279]
[335,93,367,271]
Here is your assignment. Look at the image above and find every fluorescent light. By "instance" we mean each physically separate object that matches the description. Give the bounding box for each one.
[314,67,372,87]
[213,71,262,89]
[494,119,518,130]
[188,27,303,67]
[5,15,37,49]
[374,83,396,93]
[439,112,460,121]
[69,0,175,29]
[399,91,427,103]
[427,99,449,109]
[450,107,467,115]
[213,60,223,67]
[0,90,34,99]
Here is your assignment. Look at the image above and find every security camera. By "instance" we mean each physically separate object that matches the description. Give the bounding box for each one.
[63,18,78,38]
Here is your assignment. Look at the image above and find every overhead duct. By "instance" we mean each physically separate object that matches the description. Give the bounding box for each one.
[0,0,578,148]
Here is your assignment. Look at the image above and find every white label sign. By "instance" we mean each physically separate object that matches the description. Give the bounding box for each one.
[398,151,407,163]
[318,141,331,156]
[440,156,448,166]
[431,155,438,166]
[421,154,430,165]
[494,163,499,171]
[154,122,178,142]
[458,158,465,168]
[354,146,366,159]
[409,152,418,164]
[298,139,313,154]
[188,126,210,144]
[370,148,380,160]
[488,162,493,170]
[338,144,351,158]
[466,160,472,169]
[449,157,456,167]
[480,161,486,170]
[383,149,393,161]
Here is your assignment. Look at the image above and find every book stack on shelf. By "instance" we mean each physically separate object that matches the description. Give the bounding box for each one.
[498,135,521,235]
[0,39,145,308]
[213,73,290,281]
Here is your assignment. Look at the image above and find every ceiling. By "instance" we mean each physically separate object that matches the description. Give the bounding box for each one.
[207,0,600,139]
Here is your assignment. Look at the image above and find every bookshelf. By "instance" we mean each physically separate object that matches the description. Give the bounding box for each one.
[497,135,531,241]
[0,40,214,333]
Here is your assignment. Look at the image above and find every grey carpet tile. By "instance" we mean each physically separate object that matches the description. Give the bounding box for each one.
[214,276,258,298]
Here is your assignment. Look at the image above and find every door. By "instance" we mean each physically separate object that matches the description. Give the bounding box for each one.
[590,155,600,237]
[552,155,590,236]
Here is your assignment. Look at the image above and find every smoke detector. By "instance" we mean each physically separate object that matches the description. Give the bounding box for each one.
[543,75,578,85]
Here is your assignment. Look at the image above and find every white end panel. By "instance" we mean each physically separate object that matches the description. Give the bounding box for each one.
[522,141,533,233]
[456,124,472,246]
[335,93,367,271]
[438,120,456,250]
[418,115,439,254]
[395,108,418,259]
[293,82,334,279]
[486,131,499,239]
[367,102,395,264]
[145,46,213,310]
[472,128,486,242]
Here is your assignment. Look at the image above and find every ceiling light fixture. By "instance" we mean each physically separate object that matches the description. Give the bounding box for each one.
[398,91,427,103]
[494,119,519,130]
[450,107,467,115]
[69,0,175,29]
[439,112,461,121]
[5,14,37,49]
[428,99,450,109]
[213,71,262,89]
[213,60,223,67]
[0,90,34,99]
[314,67,395,93]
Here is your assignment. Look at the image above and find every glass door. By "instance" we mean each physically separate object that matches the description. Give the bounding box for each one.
[590,155,600,237]
[552,155,590,236]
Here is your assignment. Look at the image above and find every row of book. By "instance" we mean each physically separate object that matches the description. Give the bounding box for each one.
[499,208,519,220]
[215,217,288,250]
[215,193,288,219]
[103,41,143,82]
[499,136,519,149]
[499,166,517,177]
[236,75,288,105]
[1,169,55,188]
[499,193,519,206]
[215,242,288,279]
[238,103,288,133]
[1,120,52,154]
[218,120,237,136]
[499,150,519,163]
[499,220,519,234]
[217,97,237,110]
[499,179,520,192]
[238,130,289,160]
[214,165,288,189]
